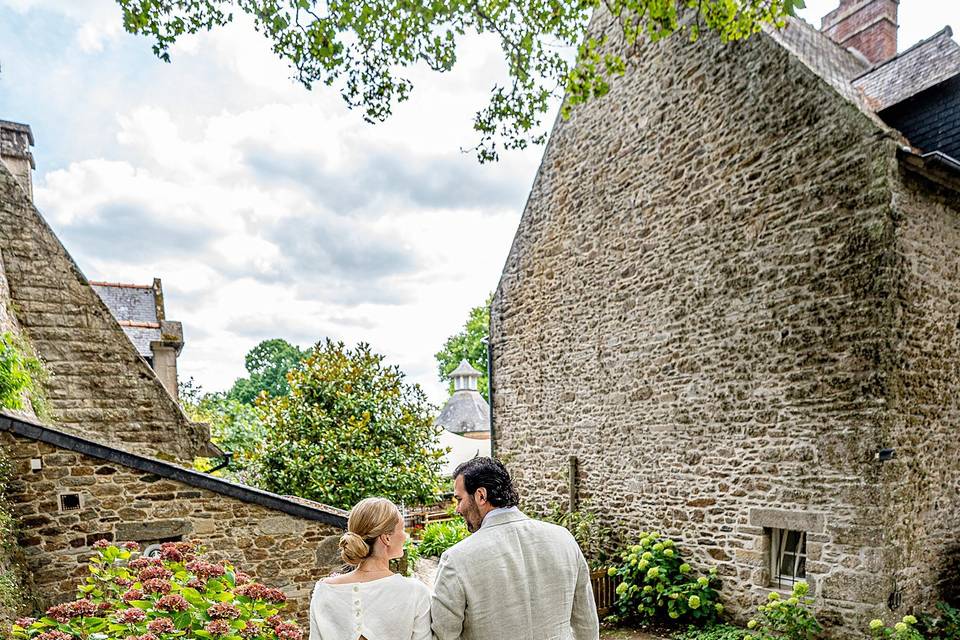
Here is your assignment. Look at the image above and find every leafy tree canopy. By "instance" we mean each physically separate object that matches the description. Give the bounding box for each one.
[226,338,307,405]
[435,294,490,401]
[116,0,805,161]
[256,339,446,510]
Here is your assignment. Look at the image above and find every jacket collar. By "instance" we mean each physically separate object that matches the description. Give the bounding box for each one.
[479,507,528,530]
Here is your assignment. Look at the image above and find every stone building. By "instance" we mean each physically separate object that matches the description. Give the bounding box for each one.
[491,0,960,635]
[91,279,184,399]
[435,360,491,439]
[0,121,347,620]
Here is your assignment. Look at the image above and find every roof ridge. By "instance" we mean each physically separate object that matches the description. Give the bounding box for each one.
[89,281,154,289]
[0,410,348,528]
[853,25,956,80]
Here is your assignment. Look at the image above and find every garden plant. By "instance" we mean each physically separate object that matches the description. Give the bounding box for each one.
[606,531,722,626]
[920,602,960,640]
[743,582,822,640]
[868,614,924,640]
[417,519,469,558]
[10,540,302,640]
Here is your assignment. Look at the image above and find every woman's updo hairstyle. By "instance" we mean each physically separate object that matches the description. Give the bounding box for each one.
[339,497,401,566]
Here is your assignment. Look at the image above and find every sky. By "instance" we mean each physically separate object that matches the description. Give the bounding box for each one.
[0,1,957,405]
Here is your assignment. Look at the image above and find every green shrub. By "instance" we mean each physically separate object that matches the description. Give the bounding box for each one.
[920,602,960,640]
[418,519,469,557]
[868,615,923,640]
[10,540,302,640]
[674,623,746,640]
[744,582,822,640]
[0,332,45,414]
[539,504,622,569]
[607,531,722,626]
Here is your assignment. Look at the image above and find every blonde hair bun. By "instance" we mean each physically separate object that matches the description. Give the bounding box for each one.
[340,497,402,566]
[339,532,370,566]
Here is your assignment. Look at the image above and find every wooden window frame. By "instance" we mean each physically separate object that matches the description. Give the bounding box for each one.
[770,528,806,589]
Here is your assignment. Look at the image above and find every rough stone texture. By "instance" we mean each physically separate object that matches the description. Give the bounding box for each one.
[821,0,898,65]
[1,432,343,623]
[491,12,959,637]
[0,162,209,462]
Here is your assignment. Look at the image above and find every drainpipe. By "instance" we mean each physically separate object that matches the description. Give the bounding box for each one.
[206,451,233,474]
[484,332,495,459]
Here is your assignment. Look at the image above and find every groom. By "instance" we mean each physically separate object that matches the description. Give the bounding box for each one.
[430,457,600,640]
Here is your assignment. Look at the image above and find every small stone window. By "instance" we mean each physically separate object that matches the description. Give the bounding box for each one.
[770,528,806,588]
[59,493,82,511]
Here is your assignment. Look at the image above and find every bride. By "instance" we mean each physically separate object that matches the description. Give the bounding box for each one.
[309,497,431,640]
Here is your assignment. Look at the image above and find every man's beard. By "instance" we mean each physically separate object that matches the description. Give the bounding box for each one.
[462,500,482,532]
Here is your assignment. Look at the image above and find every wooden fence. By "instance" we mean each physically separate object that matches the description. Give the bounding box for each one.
[591,568,620,617]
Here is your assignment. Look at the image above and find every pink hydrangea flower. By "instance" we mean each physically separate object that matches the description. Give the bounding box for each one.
[234,571,252,586]
[70,600,99,618]
[93,539,111,549]
[115,608,147,624]
[273,622,302,640]
[128,557,162,571]
[240,622,261,638]
[205,620,231,636]
[186,560,225,578]
[264,588,287,604]
[38,631,73,640]
[147,618,176,634]
[14,617,36,628]
[115,577,135,587]
[142,579,172,595]
[158,543,182,562]
[155,595,189,612]
[122,589,144,603]
[207,603,241,620]
[235,583,269,600]
[138,566,173,582]
[186,578,206,590]
[122,542,141,551]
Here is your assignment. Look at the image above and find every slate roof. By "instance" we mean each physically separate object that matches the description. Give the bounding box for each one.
[853,27,960,112]
[0,410,348,528]
[435,390,490,435]
[91,282,161,358]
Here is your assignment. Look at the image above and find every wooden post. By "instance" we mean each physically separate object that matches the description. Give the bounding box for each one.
[568,455,578,512]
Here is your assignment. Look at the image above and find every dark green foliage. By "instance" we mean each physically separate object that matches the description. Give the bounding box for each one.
[256,340,446,510]
[227,339,307,405]
[674,623,748,640]
[114,0,805,162]
[919,603,960,640]
[608,531,721,626]
[435,294,490,401]
[417,519,469,558]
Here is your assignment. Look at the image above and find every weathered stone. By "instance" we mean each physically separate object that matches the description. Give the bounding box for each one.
[748,508,826,534]
[115,520,193,541]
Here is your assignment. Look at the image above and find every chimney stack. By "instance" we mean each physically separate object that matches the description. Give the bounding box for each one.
[822,0,899,65]
[0,120,35,200]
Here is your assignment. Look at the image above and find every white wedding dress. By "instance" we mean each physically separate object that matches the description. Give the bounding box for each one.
[309,574,431,640]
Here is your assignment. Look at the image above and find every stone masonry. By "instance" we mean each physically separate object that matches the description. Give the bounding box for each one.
[0,157,209,462]
[491,10,960,638]
[0,414,346,623]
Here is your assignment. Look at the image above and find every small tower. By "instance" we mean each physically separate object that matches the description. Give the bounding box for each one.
[435,360,490,440]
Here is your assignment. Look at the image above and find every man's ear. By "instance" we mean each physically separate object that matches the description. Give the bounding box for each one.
[475,487,488,505]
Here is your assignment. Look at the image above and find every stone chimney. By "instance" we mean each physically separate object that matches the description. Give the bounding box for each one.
[822,0,899,65]
[0,120,35,200]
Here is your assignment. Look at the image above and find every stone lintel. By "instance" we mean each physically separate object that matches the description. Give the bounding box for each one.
[116,519,193,542]
[748,507,826,533]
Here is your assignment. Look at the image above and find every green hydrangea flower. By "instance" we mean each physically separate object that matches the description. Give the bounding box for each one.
[663,539,674,548]
[715,604,724,614]
[793,582,809,596]
[641,551,653,560]
[870,619,885,630]
[697,577,709,588]
[653,543,664,552]
[616,583,628,595]
[679,563,691,574]
[643,585,653,593]
[638,560,649,571]
[747,620,758,629]
[688,595,701,609]
[607,567,617,577]
[895,622,908,633]
[787,597,799,606]
[664,549,675,557]
[646,567,660,579]
[768,592,780,601]
[669,611,679,619]
[902,616,917,625]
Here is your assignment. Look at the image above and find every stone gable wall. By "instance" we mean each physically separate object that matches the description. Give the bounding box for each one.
[1,432,343,623]
[491,14,913,636]
[0,163,208,462]
[883,169,960,611]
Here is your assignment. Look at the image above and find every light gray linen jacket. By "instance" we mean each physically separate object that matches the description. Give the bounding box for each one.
[430,509,600,640]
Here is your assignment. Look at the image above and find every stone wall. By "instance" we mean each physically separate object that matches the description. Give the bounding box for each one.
[1,431,344,622]
[0,162,208,462]
[490,14,921,637]
[883,167,960,610]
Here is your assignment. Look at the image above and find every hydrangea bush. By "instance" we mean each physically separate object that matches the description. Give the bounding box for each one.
[743,582,822,640]
[869,615,923,640]
[9,541,302,640]
[606,531,722,625]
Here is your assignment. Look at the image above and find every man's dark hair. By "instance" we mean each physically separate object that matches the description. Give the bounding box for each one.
[453,457,519,508]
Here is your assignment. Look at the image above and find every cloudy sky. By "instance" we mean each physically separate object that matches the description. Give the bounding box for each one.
[0,1,956,405]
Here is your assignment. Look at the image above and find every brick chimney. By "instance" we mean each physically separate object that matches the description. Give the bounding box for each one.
[0,120,35,200]
[822,0,899,65]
